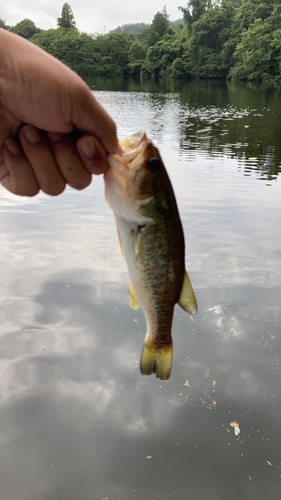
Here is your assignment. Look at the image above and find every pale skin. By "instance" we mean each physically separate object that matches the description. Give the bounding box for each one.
[0,29,119,197]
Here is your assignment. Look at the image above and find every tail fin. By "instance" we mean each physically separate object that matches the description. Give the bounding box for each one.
[140,336,173,380]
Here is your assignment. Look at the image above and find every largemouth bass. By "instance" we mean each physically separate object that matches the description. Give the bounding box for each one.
[104,131,197,380]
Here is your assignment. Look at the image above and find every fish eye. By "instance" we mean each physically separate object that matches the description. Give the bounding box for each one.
[147,157,161,173]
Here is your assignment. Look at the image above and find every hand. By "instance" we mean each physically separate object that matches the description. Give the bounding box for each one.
[0,30,118,196]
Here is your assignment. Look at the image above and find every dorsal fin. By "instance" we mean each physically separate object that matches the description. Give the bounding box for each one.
[178,271,198,315]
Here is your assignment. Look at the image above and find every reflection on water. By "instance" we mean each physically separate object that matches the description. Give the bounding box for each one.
[0,79,281,499]
[87,77,281,182]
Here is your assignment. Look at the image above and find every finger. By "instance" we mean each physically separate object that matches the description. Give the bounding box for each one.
[47,132,91,190]
[1,138,39,196]
[76,135,110,175]
[19,125,66,196]
[72,85,119,154]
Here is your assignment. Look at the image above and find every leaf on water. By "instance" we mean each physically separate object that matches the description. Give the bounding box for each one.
[147,456,152,459]
[184,380,190,387]
[267,461,272,466]
[230,421,239,428]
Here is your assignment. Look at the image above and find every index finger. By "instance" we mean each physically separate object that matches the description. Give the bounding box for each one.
[71,84,118,155]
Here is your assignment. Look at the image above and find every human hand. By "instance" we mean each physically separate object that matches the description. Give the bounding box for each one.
[0,30,118,196]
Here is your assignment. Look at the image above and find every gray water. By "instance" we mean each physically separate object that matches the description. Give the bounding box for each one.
[1,78,281,499]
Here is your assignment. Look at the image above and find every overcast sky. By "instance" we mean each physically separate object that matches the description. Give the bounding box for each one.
[1,0,184,34]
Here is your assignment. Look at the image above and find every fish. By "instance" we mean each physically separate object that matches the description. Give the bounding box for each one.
[104,131,197,380]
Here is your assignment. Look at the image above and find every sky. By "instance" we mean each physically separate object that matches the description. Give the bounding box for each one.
[1,0,184,34]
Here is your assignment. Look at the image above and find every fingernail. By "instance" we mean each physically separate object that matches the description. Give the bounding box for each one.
[22,125,40,144]
[5,137,21,155]
[80,136,96,158]
[47,132,62,143]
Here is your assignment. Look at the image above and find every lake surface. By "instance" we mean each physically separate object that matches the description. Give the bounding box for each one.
[1,78,281,499]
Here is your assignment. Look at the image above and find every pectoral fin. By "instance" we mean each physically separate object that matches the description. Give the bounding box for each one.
[129,282,141,310]
[117,231,125,258]
[178,271,198,315]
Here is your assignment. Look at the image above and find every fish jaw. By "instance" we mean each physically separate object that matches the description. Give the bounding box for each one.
[104,162,154,225]
[105,131,156,224]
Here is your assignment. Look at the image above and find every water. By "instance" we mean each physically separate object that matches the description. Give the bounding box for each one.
[0,78,281,499]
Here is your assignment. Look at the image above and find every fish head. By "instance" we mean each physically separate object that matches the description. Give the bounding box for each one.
[105,131,167,223]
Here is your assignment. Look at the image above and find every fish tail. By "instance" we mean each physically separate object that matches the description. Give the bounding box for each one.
[140,335,173,380]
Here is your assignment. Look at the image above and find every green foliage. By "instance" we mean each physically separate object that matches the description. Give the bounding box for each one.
[0,18,8,29]
[94,33,132,75]
[171,18,184,26]
[57,2,77,30]
[109,23,150,36]
[189,0,235,77]
[128,42,147,75]
[31,29,131,76]
[178,0,212,32]
[9,19,40,39]
[147,9,170,46]
[229,1,281,81]
[229,19,275,80]
[8,1,281,81]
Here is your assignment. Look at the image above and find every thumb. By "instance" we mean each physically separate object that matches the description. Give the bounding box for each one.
[71,84,118,155]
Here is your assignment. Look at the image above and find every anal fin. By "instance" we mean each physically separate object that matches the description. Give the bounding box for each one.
[178,271,198,315]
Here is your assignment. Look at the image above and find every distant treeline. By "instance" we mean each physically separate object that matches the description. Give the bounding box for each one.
[2,0,281,81]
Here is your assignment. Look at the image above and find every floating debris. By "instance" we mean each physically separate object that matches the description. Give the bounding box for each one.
[234,425,241,436]
[184,380,190,387]
[230,421,241,436]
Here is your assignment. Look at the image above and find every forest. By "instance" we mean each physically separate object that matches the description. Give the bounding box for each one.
[1,0,281,81]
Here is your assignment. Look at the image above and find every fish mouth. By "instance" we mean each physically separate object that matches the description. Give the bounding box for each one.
[111,131,149,168]
[105,131,155,220]
[119,130,146,154]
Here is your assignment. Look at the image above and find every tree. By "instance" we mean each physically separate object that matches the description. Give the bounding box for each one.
[31,29,132,76]
[109,23,150,36]
[0,18,8,29]
[57,3,78,30]
[228,18,277,80]
[178,0,212,32]
[9,19,40,39]
[128,41,147,75]
[147,8,170,46]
